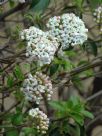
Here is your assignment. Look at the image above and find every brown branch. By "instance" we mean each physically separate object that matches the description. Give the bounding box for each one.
[0,124,28,135]
[0,101,20,117]
[1,57,102,97]
[86,90,102,102]
[57,59,102,86]
[0,2,29,21]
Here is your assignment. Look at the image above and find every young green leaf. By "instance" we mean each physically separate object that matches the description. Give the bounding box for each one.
[49,101,65,112]
[81,110,94,119]
[30,0,50,13]
[71,113,84,126]
[7,75,14,87]
[14,65,24,81]
[6,129,18,136]
[11,113,23,125]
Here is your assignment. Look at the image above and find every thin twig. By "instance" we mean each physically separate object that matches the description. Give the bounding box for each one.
[86,90,102,102]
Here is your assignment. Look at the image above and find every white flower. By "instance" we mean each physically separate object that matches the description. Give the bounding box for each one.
[19,0,26,3]
[46,13,88,49]
[21,72,52,104]
[20,26,59,66]
[29,108,49,134]
[12,0,26,3]
[93,6,102,33]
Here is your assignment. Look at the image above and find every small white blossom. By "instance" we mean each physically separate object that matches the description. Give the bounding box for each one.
[21,72,52,104]
[12,0,26,3]
[47,13,88,49]
[20,26,59,66]
[93,6,102,33]
[19,0,25,3]
[29,108,49,134]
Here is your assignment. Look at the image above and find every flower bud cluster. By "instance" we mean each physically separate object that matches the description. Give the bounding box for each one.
[21,72,52,104]
[20,26,59,66]
[47,13,88,49]
[93,6,102,32]
[29,108,49,134]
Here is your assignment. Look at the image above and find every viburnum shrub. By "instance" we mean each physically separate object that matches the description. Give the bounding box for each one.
[1,0,102,136]
[7,13,93,136]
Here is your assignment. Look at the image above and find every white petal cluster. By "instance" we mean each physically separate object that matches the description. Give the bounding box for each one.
[18,0,25,3]
[21,72,53,104]
[29,108,49,134]
[20,26,46,40]
[0,0,8,5]
[20,26,59,66]
[93,6,102,32]
[12,0,26,3]
[47,13,88,49]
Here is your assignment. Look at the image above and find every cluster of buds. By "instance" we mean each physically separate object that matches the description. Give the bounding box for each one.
[29,108,49,134]
[21,72,52,104]
[47,13,88,50]
[20,26,59,66]
[93,6,102,33]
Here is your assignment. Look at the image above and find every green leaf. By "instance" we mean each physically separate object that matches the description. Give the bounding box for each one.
[49,101,65,112]
[75,124,81,136]
[70,96,79,106]
[49,97,93,127]
[24,13,34,24]
[7,75,14,87]
[64,61,75,71]
[14,90,24,101]
[23,127,36,135]
[6,129,18,136]
[88,0,102,8]
[65,50,77,57]
[77,60,89,66]
[17,41,25,49]
[54,58,65,65]
[74,0,83,10]
[83,69,93,77]
[30,0,50,13]
[30,0,40,8]
[50,64,59,76]
[66,100,74,109]
[14,65,24,80]
[11,113,23,125]
[90,42,98,56]
[49,127,61,136]
[8,0,15,7]
[71,113,84,126]
[81,110,94,119]
[83,40,98,56]
[65,124,81,136]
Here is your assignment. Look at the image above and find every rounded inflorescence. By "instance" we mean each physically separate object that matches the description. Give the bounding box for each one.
[46,13,88,49]
[29,108,49,134]
[93,6,102,32]
[20,26,46,41]
[21,72,52,104]
[20,26,59,66]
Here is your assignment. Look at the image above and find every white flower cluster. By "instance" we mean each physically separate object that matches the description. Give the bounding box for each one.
[93,6,102,32]
[18,0,25,3]
[12,0,26,3]
[47,13,88,49]
[20,26,59,66]
[21,72,52,104]
[0,0,8,5]
[29,108,49,134]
